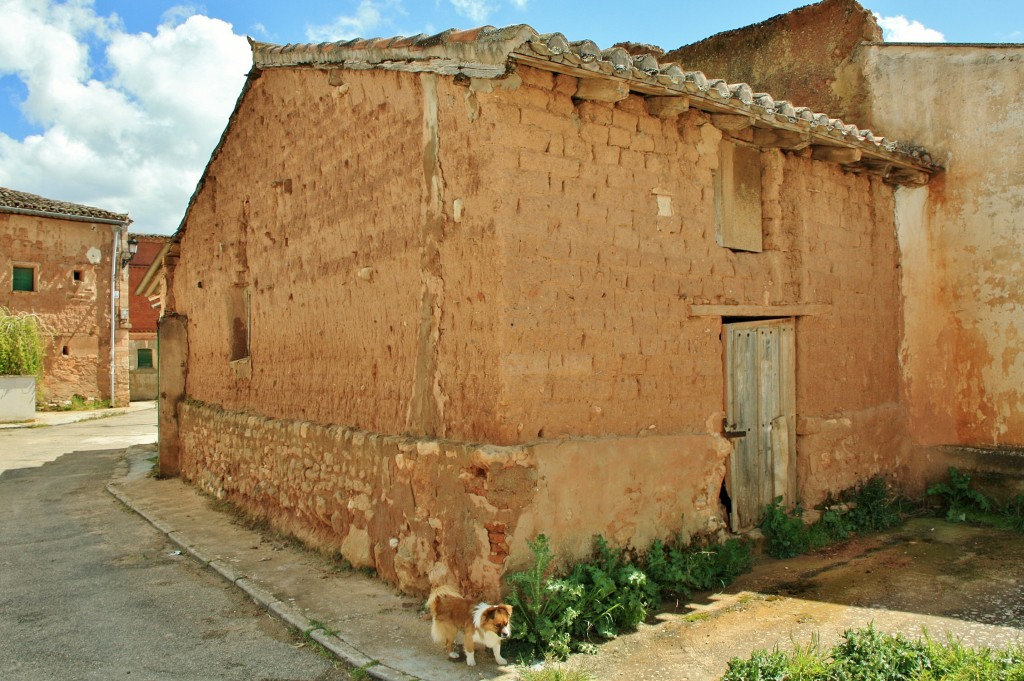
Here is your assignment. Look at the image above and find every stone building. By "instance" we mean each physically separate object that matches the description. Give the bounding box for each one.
[671,0,1024,498]
[0,187,132,406]
[157,24,938,595]
[127,234,170,400]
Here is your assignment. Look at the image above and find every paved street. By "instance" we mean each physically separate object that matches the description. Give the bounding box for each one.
[0,407,353,681]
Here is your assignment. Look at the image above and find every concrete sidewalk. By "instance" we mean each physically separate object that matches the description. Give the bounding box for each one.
[0,400,157,430]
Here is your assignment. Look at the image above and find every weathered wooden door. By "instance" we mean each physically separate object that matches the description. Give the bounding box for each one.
[724,319,796,531]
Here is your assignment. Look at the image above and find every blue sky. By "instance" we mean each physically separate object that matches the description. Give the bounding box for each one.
[1,0,1021,233]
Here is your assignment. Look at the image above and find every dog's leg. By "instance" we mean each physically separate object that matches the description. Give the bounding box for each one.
[433,619,460,660]
[492,641,507,666]
[463,624,477,666]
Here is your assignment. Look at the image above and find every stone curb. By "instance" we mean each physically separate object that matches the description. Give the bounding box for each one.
[105,478,420,681]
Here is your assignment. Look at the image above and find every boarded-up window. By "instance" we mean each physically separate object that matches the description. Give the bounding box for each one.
[137,348,154,369]
[715,140,763,252]
[12,266,34,292]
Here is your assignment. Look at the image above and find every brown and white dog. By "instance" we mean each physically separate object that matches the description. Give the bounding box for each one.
[426,585,513,667]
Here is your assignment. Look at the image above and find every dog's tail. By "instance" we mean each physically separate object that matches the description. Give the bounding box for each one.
[426,584,463,615]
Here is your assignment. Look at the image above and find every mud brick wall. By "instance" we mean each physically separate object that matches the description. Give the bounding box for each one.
[172,61,911,593]
[0,212,130,405]
[432,65,907,498]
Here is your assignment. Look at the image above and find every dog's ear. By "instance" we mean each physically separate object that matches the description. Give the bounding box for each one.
[490,605,512,619]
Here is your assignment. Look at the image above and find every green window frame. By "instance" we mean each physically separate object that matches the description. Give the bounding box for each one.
[12,266,34,292]
[137,348,154,369]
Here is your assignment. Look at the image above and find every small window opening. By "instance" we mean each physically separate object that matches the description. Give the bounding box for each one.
[12,266,34,292]
[229,287,251,362]
[137,348,154,369]
[62,346,70,356]
[73,270,82,282]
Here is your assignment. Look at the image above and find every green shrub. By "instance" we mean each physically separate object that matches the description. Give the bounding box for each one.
[0,308,45,377]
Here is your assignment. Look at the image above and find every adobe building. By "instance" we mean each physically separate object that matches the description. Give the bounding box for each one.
[0,187,133,406]
[670,0,1024,497]
[127,234,170,400]
[155,21,942,596]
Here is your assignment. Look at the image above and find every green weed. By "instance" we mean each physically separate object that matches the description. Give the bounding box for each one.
[350,661,379,680]
[516,658,594,681]
[759,477,905,559]
[759,498,810,558]
[40,394,112,412]
[723,625,1024,681]
[927,466,1024,533]
[645,534,752,601]
[505,533,752,660]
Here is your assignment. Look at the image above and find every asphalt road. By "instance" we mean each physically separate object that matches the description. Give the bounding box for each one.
[0,409,353,680]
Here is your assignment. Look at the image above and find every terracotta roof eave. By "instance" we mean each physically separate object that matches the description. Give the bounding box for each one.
[0,186,131,224]
[0,203,131,226]
[249,24,538,72]
[510,50,939,179]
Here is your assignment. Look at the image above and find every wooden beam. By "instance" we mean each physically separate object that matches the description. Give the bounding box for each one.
[690,304,832,317]
[752,127,810,150]
[886,168,930,187]
[711,113,753,131]
[573,78,629,103]
[645,95,689,118]
[812,145,863,164]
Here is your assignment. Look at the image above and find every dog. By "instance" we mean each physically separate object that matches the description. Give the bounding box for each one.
[426,585,513,667]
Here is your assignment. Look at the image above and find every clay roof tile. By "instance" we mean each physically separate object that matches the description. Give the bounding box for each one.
[0,186,130,224]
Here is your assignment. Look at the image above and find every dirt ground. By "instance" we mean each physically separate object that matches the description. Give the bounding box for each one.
[577,518,1024,681]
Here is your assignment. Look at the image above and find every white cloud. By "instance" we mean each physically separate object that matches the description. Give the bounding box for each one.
[509,0,527,8]
[0,0,250,233]
[306,0,391,42]
[875,14,946,42]
[449,0,493,23]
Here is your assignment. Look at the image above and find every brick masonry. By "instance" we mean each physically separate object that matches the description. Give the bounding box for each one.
[1,212,130,405]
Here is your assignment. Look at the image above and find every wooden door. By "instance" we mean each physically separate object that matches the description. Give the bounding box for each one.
[724,319,796,531]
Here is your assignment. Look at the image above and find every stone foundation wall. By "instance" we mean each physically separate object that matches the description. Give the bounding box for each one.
[179,399,729,596]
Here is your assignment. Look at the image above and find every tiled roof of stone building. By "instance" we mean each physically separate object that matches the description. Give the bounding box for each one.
[249,24,940,185]
[0,186,131,224]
